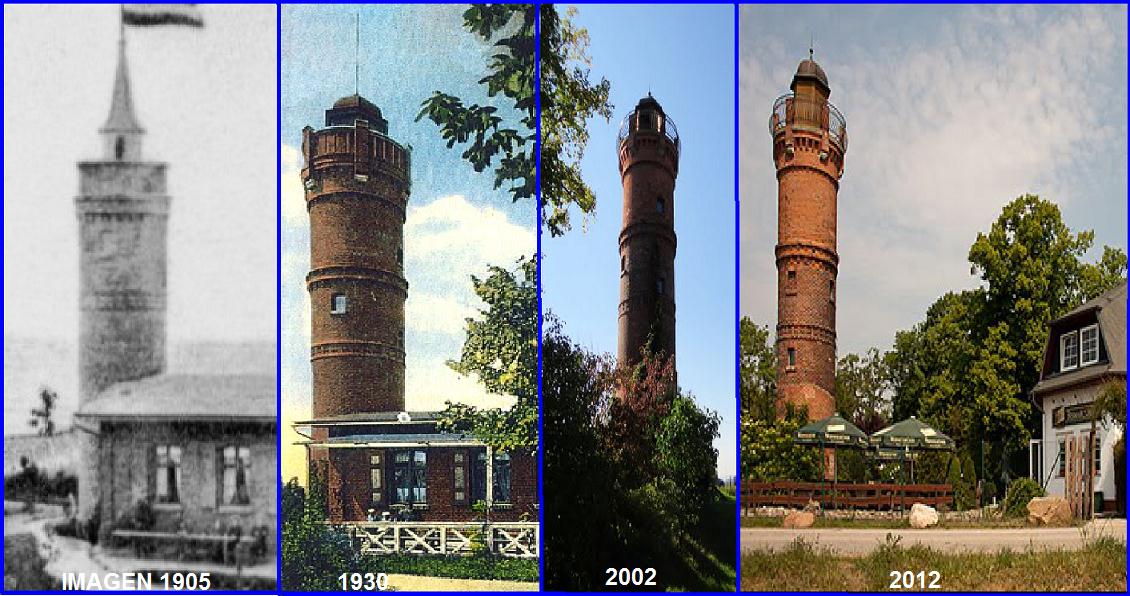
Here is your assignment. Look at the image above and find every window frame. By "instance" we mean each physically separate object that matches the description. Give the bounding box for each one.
[786,347,796,369]
[1080,324,1100,366]
[219,444,252,507]
[1057,436,1066,478]
[1060,330,1079,371]
[391,449,427,505]
[155,444,182,505]
[330,293,348,315]
[470,450,513,505]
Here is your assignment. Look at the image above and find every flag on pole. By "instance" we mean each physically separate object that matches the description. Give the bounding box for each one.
[122,4,204,28]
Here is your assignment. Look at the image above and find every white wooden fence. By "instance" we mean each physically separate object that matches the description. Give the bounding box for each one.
[337,521,539,559]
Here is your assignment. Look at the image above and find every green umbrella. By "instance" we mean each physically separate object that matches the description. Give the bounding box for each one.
[793,413,869,509]
[869,416,954,491]
[870,416,955,451]
[794,413,870,449]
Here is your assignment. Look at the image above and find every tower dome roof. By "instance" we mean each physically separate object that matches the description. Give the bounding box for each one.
[635,93,665,115]
[790,57,830,95]
[325,93,388,133]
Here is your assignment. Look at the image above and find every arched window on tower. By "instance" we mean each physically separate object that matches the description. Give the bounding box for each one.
[115,136,125,160]
[787,347,796,369]
[621,255,626,274]
[656,276,666,295]
[829,279,835,303]
[397,247,404,267]
[656,196,665,214]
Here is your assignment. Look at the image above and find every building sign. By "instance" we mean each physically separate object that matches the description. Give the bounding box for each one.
[1052,402,1093,428]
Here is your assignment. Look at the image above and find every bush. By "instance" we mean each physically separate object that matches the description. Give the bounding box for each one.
[1001,477,1045,517]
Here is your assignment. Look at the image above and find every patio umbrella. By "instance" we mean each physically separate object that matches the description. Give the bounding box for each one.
[794,413,869,508]
[869,416,954,497]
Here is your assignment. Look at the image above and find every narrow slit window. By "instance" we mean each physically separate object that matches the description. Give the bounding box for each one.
[657,277,665,295]
[787,347,796,368]
[657,196,665,214]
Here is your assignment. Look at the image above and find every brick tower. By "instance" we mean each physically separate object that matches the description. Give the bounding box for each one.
[769,53,847,422]
[75,38,170,518]
[616,94,680,370]
[301,95,411,419]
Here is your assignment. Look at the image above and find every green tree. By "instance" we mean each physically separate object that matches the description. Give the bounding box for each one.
[417,5,535,203]
[834,348,890,431]
[743,406,820,481]
[539,5,613,236]
[28,387,56,437]
[740,317,776,422]
[438,257,538,453]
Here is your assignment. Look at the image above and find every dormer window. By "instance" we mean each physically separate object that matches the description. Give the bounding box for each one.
[1060,331,1079,371]
[331,293,348,315]
[1080,324,1099,366]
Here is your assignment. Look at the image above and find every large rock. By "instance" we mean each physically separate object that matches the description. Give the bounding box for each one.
[782,510,815,528]
[1027,496,1072,526]
[909,503,939,528]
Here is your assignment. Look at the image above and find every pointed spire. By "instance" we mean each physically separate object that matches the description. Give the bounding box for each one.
[101,38,144,134]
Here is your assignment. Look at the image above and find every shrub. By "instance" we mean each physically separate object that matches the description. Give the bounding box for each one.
[1001,477,1045,517]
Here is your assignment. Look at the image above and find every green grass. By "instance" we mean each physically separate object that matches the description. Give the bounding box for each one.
[741,514,1079,530]
[659,488,737,592]
[4,534,56,591]
[359,554,539,582]
[742,535,1126,591]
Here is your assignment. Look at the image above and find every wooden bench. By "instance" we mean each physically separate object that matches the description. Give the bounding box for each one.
[110,529,260,565]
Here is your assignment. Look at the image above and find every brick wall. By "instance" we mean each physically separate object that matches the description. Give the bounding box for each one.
[303,116,411,417]
[617,126,679,369]
[97,420,276,548]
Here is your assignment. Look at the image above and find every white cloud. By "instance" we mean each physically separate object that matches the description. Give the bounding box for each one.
[405,355,517,412]
[280,144,306,226]
[406,291,477,335]
[406,194,534,265]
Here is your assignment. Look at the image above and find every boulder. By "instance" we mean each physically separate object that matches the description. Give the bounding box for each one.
[782,510,815,528]
[1027,496,1072,526]
[908,503,939,528]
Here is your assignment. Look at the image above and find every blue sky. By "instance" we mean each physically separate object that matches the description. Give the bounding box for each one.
[280,5,535,481]
[740,5,1128,358]
[542,5,737,479]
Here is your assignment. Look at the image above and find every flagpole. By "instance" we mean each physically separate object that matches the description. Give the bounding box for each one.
[355,12,360,95]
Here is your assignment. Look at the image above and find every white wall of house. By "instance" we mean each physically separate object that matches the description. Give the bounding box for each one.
[1037,385,1123,502]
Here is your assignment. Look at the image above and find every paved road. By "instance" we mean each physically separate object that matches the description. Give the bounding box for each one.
[742,519,1126,556]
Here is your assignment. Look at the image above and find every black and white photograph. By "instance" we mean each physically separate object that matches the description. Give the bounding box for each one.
[4,4,277,590]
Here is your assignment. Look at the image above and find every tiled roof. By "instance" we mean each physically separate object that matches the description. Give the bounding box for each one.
[76,373,275,421]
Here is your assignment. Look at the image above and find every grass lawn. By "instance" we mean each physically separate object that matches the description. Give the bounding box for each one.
[742,536,1126,591]
[741,514,1080,530]
[661,488,737,592]
[360,554,539,582]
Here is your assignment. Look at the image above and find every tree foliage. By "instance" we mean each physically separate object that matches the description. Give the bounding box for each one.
[740,317,776,423]
[834,348,890,433]
[539,5,613,236]
[542,316,728,590]
[742,405,820,481]
[438,257,538,453]
[28,387,56,437]
[417,5,535,202]
[886,194,1127,487]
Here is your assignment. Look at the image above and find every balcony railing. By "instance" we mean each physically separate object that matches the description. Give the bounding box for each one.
[617,109,680,157]
[769,93,847,152]
[338,521,539,559]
